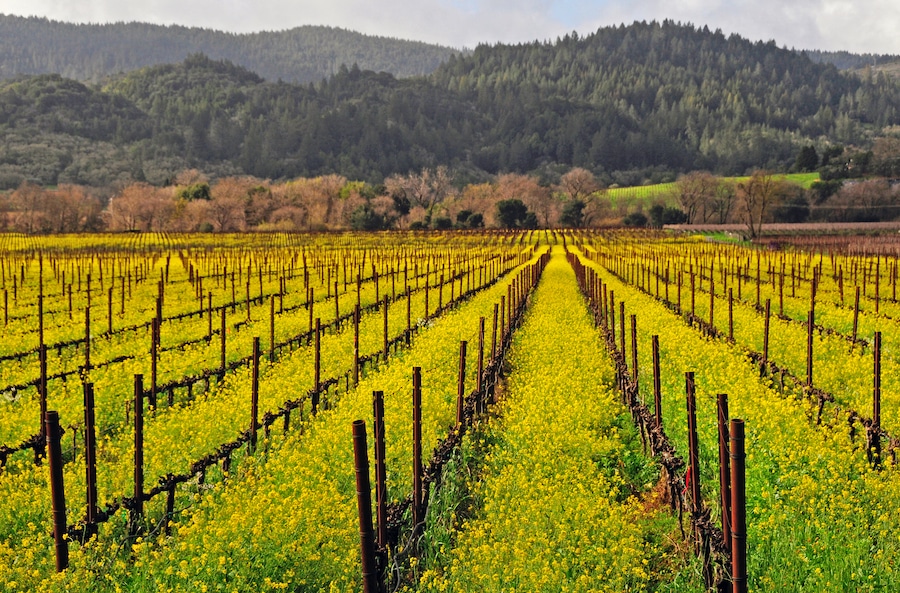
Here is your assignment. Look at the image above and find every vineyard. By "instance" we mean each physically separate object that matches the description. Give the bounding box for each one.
[0,229,898,592]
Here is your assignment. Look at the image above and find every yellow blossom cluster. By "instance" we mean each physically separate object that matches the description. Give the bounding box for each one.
[420,248,693,592]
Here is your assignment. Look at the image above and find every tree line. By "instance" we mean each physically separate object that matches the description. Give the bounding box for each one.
[6,158,900,235]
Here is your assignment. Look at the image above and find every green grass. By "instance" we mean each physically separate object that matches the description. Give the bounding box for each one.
[604,173,821,209]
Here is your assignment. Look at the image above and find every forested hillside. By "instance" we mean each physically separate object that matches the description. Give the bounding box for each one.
[2,20,900,190]
[433,22,900,177]
[0,15,460,83]
[805,50,900,71]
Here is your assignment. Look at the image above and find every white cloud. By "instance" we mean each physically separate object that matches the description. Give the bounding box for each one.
[1,0,898,54]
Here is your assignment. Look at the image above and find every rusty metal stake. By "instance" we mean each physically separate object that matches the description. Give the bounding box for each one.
[269,295,276,362]
[250,337,260,453]
[372,391,387,549]
[491,303,499,362]
[806,309,814,388]
[763,299,771,374]
[456,341,467,429]
[220,307,226,374]
[477,317,485,412]
[412,367,423,527]
[46,410,68,571]
[354,305,360,385]
[872,331,882,466]
[685,372,701,515]
[83,383,98,535]
[630,314,638,392]
[730,419,747,593]
[131,374,144,539]
[717,393,732,555]
[652,335,662,429]
[382,295,388,361]
[313,318,321,415]
[352,420,382,593]
[728,288,734,341]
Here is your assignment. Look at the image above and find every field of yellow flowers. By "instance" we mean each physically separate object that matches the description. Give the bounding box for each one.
[3,230,900,592]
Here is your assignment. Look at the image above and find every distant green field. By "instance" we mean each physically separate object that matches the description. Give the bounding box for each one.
[604,172,821,209]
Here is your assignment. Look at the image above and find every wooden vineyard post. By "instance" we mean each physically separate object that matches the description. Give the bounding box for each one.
[618,301,625,359]
[779,269,785,316]
[491,303,499,362]
[685,372,701,516]
[308,288,314,342]
[717,393,732,555]
[506,285,513,333]
[762,299,771,374]
[352,420,382,593]
[652,335,662,429]
[131,374,144,539]
[406,287,412,346]
[412,367,423,528]
[894,262,898,303]
[477,317,485,413]
[372,390,387,549]
[269,295,276,362]
[207,293,213,342]
[677,271,682,313]
[806,309,814,388]
[46,410,69,572]
[312,318,321,415]
[839,267,844,304]
[38,344,48,459]
[730,419,747,593]
[852,286,860,344]
[83,383,98,535]
[220,307,227,375]
[601,285,608,328]
[630,314,638,392]
[246,279,252,321]
[150,318,158,409]
[382,295,388,361]
[499,297,506,348]
[709,277,715,332]
[456,341,467,430]
[107,286,113,334]
[872,332,882,466]
[84,306,91,371]
[876,259,880,314]
[250,338,260,454]
[690,270,696,318]
[728,288,734,341]
[354,305,360,386]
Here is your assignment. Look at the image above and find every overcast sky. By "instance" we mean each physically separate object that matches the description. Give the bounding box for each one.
[2,0,898,55]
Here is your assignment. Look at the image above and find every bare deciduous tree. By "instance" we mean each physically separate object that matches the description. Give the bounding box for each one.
[559,167,600,202]
[385,166,454,222]
[737,171,784,237]
[105,183,173,231]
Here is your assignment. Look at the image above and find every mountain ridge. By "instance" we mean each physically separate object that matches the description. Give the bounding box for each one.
[0,14,464,83]
[1,20,899,189]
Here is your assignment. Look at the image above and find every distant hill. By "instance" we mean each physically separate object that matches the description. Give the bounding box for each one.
[804,50,900,71]
[2,21,900,189]
[0,14,463,83]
